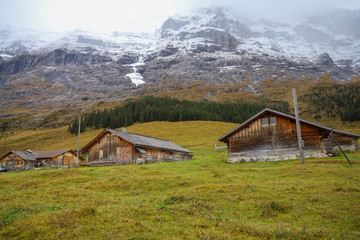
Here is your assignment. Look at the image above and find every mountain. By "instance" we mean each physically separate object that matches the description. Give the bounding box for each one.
[0,7,359,113]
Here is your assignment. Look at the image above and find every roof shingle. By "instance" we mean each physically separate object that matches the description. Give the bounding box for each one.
[107,129,192,153]
[35,149,72,159]
[11,151,38,161]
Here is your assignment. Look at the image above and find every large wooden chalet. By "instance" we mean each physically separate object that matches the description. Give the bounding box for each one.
[81,128,192,165]
[218,108,360,163]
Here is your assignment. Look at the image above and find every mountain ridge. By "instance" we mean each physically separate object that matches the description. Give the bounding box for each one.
[0,7,359,113]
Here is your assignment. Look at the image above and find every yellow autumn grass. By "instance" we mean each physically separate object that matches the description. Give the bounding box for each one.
[0,120,359,239]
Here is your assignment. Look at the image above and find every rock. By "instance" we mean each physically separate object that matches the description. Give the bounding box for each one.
[0,48,114,75]
[194,29,239,49]
[77,36,104,46]
[316,53,334,67]
[192,44,222,53]
[161,17,189,31]
[159,45,179,57]
[117,53,139,64]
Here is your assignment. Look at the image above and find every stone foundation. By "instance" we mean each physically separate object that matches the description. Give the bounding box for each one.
[228,152,328,163]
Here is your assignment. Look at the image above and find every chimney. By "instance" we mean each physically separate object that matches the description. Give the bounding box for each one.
[26,149,33,153]
[120,128,126,132]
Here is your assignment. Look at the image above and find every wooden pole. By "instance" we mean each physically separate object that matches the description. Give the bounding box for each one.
[292,88,305,164]
[76,115,81,168]
[329,130,352,166]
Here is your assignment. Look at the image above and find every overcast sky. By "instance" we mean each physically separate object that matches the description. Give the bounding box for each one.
[0,0,359,33]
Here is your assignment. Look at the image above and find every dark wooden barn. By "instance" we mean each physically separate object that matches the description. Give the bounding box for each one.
[218,108,360,163]
[81,128,192,165]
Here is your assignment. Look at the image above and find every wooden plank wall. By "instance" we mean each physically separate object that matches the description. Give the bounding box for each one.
[0,153,25,170]
[137,148,191,163]
[88,132,134,164]
[329,133,359,152]
[228,115,323,158]
[0,153,39,171]
[86,131,192,165]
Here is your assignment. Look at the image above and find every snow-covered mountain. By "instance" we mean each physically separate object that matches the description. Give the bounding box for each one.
[0,7,359,111]
[160,7,360,63]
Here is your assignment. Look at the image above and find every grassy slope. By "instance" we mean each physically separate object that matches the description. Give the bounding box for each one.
[0,121,237,157]
[0,121,360,239]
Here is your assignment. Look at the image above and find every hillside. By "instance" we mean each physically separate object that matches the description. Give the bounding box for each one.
[68,96,289,133]
[0,121,238,157]
[0,121,360,239]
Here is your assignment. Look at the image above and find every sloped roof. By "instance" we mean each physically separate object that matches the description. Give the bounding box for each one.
[108,129,192,153]
[35,149,73,159]
[11,151,39,161]
[82,128,192,154]
[218,108,360,142]
[1,149,83,162]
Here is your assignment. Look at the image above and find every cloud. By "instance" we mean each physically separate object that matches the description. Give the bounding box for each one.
[0,0,359,32]
[174,0,360,22]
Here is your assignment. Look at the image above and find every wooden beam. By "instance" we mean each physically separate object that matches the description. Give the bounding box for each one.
[329,130,352,166]
[292,88,305,164]
[76,115,81,168]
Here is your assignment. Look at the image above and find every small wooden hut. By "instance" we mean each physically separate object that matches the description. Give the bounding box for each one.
[218,108,360,163]
[35,149,84,167]
[0,149,84,171]
[0,150,40,171]
[81,128,192,165]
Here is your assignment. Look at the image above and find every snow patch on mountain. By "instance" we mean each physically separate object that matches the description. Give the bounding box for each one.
[125,57,146,87]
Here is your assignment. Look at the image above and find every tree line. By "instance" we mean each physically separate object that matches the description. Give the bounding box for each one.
[68,96,289,133]
[302,81,360,122]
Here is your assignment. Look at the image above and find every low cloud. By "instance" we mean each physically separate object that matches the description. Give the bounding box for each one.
[175,0,360,22]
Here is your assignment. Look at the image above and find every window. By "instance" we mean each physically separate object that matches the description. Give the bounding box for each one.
[262,117,269,126]
[270,116,277,125]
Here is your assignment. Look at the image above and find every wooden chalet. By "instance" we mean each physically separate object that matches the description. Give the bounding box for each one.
[81,128,192,165]
[0,150,40,171]
[0,149,84,171]
[218,108,360,163]
[35,149,84,167]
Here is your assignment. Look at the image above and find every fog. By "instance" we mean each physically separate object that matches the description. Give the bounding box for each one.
[0,0,359,33]
[177,0,360,22]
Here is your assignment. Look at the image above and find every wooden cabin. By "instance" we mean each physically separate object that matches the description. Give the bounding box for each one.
[0,149,84,171]
[0,150,40,171]
[218,108,360,163]
[81,128,192,165]
[35,149,84,167]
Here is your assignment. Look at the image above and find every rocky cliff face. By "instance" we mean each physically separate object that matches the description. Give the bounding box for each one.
[0,7,359,111]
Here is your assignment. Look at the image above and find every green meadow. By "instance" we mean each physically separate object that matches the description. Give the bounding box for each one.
[0,121,359,239]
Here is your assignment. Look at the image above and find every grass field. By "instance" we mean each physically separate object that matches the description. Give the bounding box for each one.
[0,121,360,239]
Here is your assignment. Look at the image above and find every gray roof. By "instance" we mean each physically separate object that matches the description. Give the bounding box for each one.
[2,149,84,162]
[218,108,360,142]
[107,129,192,153]
[11,151,39,161]
[36,149,72,159]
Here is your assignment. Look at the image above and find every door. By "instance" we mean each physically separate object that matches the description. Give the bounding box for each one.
[324,138,334,154]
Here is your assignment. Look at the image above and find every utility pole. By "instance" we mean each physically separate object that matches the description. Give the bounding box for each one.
[292,88,305,164]
[76,115,81,168]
